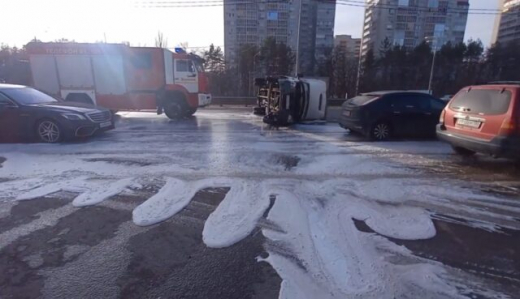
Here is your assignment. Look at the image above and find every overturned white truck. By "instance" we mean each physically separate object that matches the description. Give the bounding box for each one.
[254,76,327,126]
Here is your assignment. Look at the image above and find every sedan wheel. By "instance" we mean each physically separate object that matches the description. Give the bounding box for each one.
[37,120,61,143]
[371,122,391,141]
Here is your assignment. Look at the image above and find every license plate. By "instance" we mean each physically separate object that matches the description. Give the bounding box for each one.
[456,119,481,128]
[343,110,351,117]
[100,121,112,128]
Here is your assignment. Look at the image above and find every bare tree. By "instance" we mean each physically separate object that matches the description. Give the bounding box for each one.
[155,31,168,48]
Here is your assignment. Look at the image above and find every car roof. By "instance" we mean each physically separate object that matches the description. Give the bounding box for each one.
[485,81,520,86]
[460,84,520,91]
[0,83,27,90]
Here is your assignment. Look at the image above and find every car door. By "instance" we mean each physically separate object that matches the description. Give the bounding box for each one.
[0,92,21,141]
[388,94,423,137]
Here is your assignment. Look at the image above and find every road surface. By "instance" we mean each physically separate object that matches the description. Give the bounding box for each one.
[0,107,519,299]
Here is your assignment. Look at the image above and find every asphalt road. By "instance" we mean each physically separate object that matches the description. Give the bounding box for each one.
[0,107,519,299]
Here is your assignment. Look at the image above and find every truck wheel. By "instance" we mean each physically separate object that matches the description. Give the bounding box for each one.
[452,146,476,157]
[36,119,62,143]
[187,108,197,116]
[164,101,183,119]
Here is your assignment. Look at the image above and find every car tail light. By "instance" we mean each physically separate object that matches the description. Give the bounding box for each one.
[439,109,446,125]
[499,117,519,136]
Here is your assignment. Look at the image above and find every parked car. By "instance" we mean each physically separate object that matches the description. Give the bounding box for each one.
[339,91,446,140]
[437,83,520,158]
[0,84,114,143]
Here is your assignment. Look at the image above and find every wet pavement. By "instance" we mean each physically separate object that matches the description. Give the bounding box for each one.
[0,107,519,299]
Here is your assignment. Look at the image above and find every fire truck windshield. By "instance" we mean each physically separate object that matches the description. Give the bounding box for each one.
[193,60,204,73]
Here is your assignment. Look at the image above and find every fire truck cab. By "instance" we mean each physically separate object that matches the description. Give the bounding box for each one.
[26,42,211,119]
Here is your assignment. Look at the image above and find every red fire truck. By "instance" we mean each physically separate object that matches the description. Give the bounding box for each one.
[26,42,211,118]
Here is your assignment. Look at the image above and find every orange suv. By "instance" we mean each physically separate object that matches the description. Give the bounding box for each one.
[437,82,520,158]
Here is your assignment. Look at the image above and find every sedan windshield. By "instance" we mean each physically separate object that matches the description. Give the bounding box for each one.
[2,88,57,105]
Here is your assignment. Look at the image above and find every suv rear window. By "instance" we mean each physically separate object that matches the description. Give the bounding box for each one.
[450,89,512,115]
[350,95,378,106]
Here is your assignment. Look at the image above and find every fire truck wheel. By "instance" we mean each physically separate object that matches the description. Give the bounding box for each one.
[164,101,183,119]
[186,108,197,116]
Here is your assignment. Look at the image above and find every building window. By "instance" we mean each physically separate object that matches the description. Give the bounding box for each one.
[398,0,409,6]
[428,0,439,8]
[393,31,405,46]
[267,11,278,20]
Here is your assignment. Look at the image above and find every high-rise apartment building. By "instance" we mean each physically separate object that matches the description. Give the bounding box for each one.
[493,0,520,45]
[334,35,361,60]
[224,0,336,75]
[360,0,469,60]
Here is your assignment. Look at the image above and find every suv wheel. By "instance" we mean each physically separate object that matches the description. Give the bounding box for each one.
[36,119,62,143]
[452,146,476,156]
[370,122,391,141]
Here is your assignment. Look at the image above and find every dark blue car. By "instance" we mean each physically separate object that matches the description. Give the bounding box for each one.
[339,91,446,140]
[0,84,114,143]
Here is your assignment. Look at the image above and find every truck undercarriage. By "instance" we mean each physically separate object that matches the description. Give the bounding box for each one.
[254,76,326,126]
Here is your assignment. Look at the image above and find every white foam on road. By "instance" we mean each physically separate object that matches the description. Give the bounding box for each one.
[72,178,135,207]
[16,177,88,201]
[132,177,229,226]
[0,178,47,200]
[1,114,515,299]
[203,180,270,248]
[260,185,458,299]
[355,205,436,240]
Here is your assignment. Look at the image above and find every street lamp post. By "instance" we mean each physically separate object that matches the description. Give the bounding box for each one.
[428,49,437,93]
[295,0,303,76]
[426,36,438,94]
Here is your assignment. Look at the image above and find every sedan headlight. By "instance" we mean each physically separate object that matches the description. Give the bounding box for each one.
[62,113,86,120]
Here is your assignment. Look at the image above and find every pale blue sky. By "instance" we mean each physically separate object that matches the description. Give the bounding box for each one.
[0,0,501,49]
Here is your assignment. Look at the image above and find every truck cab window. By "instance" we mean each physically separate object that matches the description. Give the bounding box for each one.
[188,61,196,73]
[176,60,188,72]
[176,60,196,73]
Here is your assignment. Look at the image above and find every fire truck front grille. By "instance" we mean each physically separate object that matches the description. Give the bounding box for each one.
[87,111,111,123]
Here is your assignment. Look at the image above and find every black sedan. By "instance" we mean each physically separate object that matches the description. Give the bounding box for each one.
[0,84,114,143]
[339,91,446,141]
